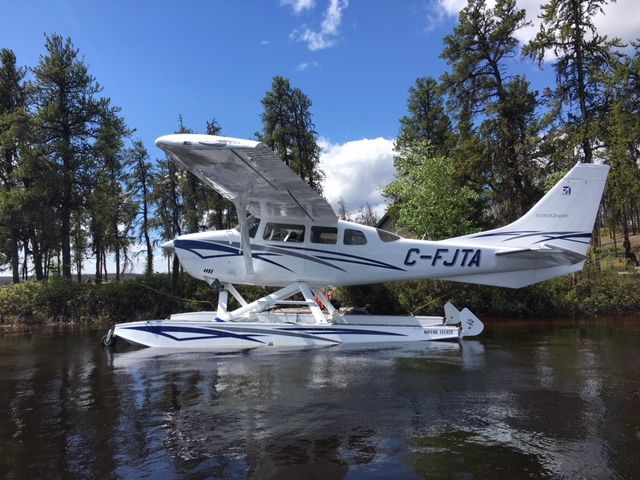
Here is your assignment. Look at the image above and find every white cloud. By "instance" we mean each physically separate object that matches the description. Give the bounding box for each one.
[291,0,349,51]
[431,0,640,46]
[280,0,317,14]
[319,137,395,218]
[435,0,466,16]
[296,60,321,71]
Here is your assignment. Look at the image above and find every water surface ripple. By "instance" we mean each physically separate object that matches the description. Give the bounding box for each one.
[0,318,639,479]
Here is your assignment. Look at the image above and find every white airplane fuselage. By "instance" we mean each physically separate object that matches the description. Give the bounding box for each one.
[170,218,564,288]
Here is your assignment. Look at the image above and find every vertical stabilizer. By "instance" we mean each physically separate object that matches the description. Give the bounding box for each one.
[458,163,610,256]
[441,163,610,288]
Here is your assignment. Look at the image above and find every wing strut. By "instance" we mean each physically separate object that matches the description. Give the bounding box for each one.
[235,203,255,276]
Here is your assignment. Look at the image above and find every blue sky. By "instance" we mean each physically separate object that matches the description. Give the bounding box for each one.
[2,0,637,272]
[3,0,635,207]
[3,0,458,145]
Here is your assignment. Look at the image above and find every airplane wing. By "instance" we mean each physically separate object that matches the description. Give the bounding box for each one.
[155,134,337,221]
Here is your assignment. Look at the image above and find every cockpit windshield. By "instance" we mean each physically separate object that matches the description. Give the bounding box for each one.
[234,215,261,238]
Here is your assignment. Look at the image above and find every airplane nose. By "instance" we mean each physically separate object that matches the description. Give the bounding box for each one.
[161,240,175,252]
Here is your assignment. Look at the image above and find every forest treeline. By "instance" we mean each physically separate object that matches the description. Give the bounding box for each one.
[0,34,321,285]
[1,0,640,325]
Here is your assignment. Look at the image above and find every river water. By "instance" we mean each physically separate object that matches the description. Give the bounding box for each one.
[0,318,639,479]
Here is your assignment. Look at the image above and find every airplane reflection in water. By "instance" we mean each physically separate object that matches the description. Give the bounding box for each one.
[2,325,636,479]
[103,330,630,478]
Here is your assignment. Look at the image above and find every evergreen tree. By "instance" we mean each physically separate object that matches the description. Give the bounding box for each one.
[151,152,182,291]
[175,115,202,234]
[31,34,109,279]
[204,118,237,229]
[259,76,323,192]
[601,43,640,263]
[89,108,132,281]
[127,140,155,276]
[396,77,452,155]
[441,0,543,223]
[0,49,27,282]
[524,0,624,164]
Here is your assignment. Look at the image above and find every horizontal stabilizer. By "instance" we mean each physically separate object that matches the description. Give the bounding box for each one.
[441,262,585,288]
[495,244,586,266]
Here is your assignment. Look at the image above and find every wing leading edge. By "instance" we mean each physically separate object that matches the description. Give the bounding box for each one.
[155,134,337,221]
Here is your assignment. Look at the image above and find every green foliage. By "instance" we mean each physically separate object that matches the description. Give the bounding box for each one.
[32,34,111,278]
[396,77,453,155]
[337,268,640,319]
[524,0,624,164]
[126,140,154,276]
[0,268,637,328]
[440,0,544,223]
[0,274,217,326]
[259,76,323,192]
[0,48,28,282]
[384,141,480,239]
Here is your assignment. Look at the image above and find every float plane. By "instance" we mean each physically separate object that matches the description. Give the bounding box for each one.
[103,134,609,350]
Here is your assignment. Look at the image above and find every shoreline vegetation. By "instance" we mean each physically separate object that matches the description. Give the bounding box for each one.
[0,262,638,331]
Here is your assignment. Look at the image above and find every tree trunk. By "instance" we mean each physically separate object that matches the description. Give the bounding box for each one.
[144,230,153,277]
[172,254,180,295]
[32,238,44,281]
[10,235,20,284]
[95,238,102,283]
[61,141,73,278]
[571,0,592,163]
[142,192,153,276]
[102,248,108,280]
[115,241,120,282]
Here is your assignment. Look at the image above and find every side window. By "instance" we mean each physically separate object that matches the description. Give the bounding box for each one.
[263,223,305,243]
[376,228,400,242]
[248,216,260,238]
[311,226,338,244]
[234,215,260,238]
[344,228,367,245]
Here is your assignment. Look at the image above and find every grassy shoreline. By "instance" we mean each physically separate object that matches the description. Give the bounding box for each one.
[0,269,639,330]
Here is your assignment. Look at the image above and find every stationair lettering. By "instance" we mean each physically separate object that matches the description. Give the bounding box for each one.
[404,248,481,268]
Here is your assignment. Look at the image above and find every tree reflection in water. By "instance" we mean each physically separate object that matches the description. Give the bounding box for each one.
[0,320,639,479]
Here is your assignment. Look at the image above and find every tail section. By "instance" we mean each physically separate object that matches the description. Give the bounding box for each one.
[472,162,610,255]
[442,163,610,288]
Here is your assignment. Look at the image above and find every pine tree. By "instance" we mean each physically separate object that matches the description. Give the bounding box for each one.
[204,118,236,229]
[441,0,543,223]
[89,108,131,281]
[524,0,624,164]
[151,151,183,291]
[396,77,452,155]
[32,34,109,279]
[127,140,155,276]
[259,76,323,192]
[0,49,27,282]
[601,43,640,264]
